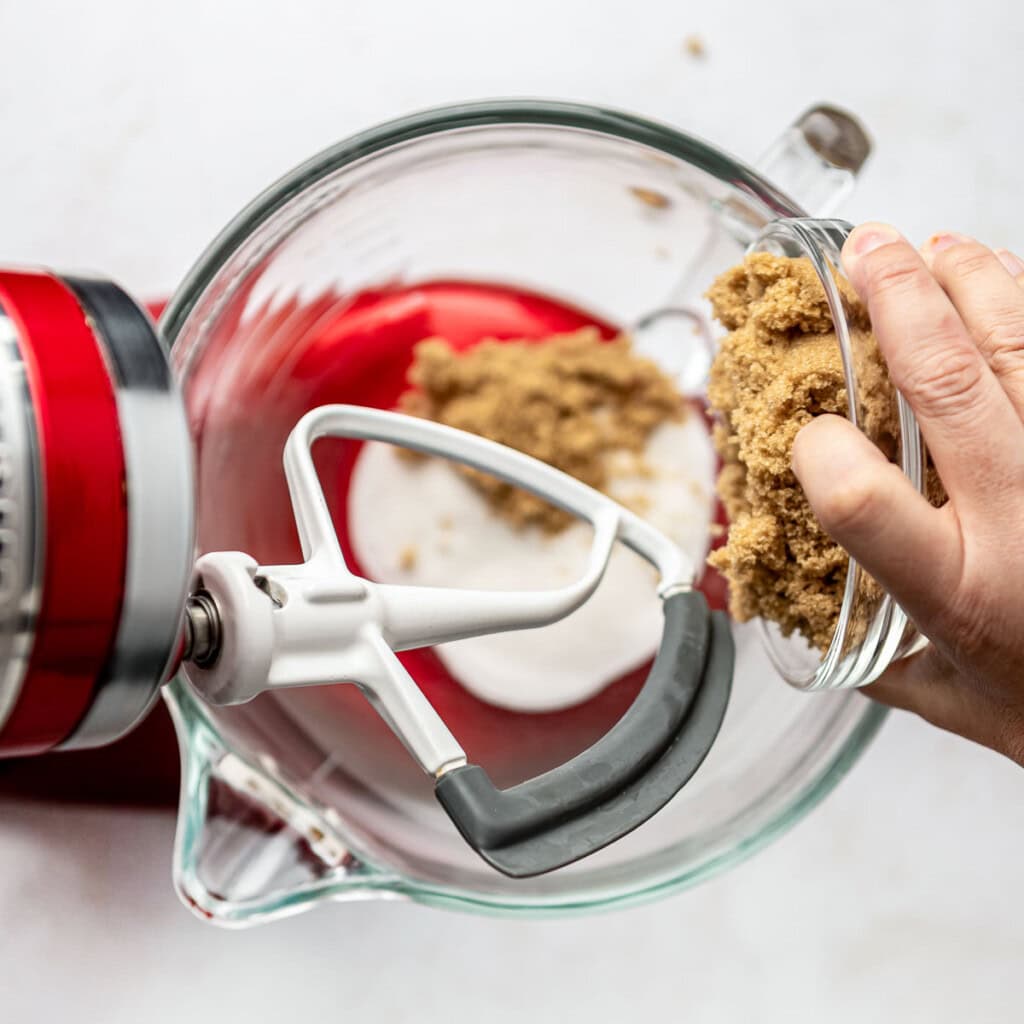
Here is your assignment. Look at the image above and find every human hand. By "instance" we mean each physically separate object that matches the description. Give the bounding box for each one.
[791,222,1024,764]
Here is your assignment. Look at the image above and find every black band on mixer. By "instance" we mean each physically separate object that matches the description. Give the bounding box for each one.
[58,276,193,751]
[62,277,173,391]
[434,590,734,878]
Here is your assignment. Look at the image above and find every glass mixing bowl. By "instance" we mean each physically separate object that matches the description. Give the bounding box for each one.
[161,100,888,925]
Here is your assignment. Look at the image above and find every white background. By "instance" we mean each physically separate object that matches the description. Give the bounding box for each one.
[1,1,1023,1020]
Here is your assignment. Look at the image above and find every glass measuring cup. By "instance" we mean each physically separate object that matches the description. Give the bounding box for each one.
[748,218,930,692]
[162,100,888,925]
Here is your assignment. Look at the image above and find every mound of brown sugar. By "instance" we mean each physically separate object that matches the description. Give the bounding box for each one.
[398,328,685,532]
[705,253,898,651]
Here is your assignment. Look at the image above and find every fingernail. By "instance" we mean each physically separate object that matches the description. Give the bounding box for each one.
[996,248,1024,276]
[847,222,902,257]
[923,231,971,254]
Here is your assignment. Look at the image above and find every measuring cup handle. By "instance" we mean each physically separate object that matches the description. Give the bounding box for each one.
[757,104,872,218]
[433,591,734,878]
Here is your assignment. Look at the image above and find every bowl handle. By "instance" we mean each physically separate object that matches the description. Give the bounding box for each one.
[756,104,872,217]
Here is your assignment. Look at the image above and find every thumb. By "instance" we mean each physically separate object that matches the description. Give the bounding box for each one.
[791,413,961,632]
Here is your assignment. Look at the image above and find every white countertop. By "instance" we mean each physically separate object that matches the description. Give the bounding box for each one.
[1,0,1022,1020]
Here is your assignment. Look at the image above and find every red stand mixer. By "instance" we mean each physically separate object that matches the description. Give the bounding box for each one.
[0,101,890,922]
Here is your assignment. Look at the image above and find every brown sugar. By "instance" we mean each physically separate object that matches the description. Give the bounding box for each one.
[398,544,418,572]
[683,34,707,59]
[630,186,672,210]
[705,253,899,651]
[398,328,685,532]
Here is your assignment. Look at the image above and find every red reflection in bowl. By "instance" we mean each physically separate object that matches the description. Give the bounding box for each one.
[191,280,727,787]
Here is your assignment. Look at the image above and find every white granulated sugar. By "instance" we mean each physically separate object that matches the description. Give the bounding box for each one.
[348,417,716,712]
